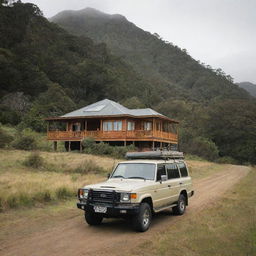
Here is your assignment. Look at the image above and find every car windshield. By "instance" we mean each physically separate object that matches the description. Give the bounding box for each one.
[111,163,156,180]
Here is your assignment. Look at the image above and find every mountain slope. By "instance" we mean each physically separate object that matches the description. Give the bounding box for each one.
[0,3,255,164]
[51,8,250,102]
[237,82,256,97]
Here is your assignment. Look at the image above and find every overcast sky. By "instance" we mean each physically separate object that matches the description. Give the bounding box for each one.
[24,0,256,83]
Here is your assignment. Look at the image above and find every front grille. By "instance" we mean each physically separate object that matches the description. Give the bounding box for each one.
[90,190,120,203]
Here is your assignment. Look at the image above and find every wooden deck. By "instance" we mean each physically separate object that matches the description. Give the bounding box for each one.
[47,130,178,143]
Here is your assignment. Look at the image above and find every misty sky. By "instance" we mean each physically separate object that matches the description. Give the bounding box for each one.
[24,0,256,83]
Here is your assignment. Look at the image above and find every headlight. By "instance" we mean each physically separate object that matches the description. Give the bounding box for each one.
[120,193,130,202]
[78,189,89,199]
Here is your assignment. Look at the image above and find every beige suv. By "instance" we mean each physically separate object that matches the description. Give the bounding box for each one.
[77,151,194,232]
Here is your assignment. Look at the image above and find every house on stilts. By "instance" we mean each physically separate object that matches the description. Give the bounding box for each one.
[46,99,179,151]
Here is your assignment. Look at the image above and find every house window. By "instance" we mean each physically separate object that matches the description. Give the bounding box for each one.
[144,122,152,131]
[127,121,135,131]
[72,123,81,131]
[113,121,122,131]
[103,121,112,131]
[103,121,122,131]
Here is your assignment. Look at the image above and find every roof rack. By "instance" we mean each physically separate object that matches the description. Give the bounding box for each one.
[125,151,184,160]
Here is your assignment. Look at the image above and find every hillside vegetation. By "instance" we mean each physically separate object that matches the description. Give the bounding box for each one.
[237,81,256,97]
[0,2,256,163]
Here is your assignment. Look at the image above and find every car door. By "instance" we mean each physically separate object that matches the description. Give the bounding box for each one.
[153,164,169,208]
[165,163,181,204]
[177,162,192,194]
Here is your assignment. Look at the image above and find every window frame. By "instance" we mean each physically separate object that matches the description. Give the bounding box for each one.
[166,163,181,179]
[177,162,189,177]
[156,164,167,181]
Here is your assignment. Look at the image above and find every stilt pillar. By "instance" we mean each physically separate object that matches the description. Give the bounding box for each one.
[53,141,57,151]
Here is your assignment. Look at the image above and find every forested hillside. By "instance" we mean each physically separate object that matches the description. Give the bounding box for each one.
[0,2,255,163]
[237,82,256,97]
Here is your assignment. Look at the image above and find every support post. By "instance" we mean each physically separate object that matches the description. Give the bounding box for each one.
[68,141,71,152]
[80,141,82,153]
[124,140,127,147]
[53,141,57,151]
[152,141,155,151]
[160,142,163,150]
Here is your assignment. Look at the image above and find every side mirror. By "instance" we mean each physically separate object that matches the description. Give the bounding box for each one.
[161,175,167,182]
[107,173,111,179]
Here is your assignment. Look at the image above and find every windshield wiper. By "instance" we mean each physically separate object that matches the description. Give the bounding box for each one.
[127,176,146,180]
[112,175,125,178]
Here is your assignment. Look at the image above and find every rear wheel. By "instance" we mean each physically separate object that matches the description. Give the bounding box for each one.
[84,211,103,225]
[173,194,186,215]
[132,203,152,232]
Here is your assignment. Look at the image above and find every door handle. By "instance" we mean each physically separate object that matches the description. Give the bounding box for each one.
[179,182,183,185]
[168,185,171,187]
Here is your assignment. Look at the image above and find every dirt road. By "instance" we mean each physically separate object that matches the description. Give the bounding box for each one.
[0,165,249,256]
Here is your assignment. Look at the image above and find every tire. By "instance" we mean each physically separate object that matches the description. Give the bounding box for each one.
[132,203,152,232]
[173,194,186,215]
[84,211,103,225]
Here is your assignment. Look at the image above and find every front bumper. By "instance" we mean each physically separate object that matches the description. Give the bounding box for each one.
[77,201,140,216]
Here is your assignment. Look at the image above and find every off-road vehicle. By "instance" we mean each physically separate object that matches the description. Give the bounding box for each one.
[77,151,194,232]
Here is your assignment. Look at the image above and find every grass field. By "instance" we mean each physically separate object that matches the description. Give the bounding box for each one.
[0,150,119,211]
[0,149,230,212]
[0,149,254,255]
[133,168,256,256]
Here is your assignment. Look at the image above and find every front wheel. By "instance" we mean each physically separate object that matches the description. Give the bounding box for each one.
[84,211,103,225]
[132,203,152,232]
[173,194,186,215]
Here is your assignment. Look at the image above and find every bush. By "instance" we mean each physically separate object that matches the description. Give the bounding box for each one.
[82,137,136,159]
[72,159,105,174]
[182,136,219,161]
[56,187,74,199]
[12,133,38,150]
[216,156,238,165]
[0,126,13,148]
[23,151,45,168]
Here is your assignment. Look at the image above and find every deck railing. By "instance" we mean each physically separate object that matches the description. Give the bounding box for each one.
[47,130,178,142]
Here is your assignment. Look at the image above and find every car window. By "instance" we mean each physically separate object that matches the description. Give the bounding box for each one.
[156,164,166,181]
[177,163,188,177]
[166,164,180,179]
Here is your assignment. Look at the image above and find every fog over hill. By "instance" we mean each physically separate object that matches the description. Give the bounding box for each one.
[237,82,256,97]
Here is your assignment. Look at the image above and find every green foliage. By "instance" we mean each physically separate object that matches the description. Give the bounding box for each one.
[0,3,256,163]
[23,151,45,168]
[55,187,74,199]
[12,129,38,150]
[181,135,219,161]
[72,160,105,174]
[0,125,13,148]
[82,137,136,158]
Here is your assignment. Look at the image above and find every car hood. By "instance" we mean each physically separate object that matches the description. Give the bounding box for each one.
[83,178,154,192]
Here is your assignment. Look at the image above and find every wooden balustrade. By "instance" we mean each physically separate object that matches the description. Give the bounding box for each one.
[47,129,177,142]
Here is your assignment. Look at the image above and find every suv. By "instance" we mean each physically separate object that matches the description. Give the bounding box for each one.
[77,151,194,232]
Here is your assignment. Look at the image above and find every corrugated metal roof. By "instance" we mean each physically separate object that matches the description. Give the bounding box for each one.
[61,99,165,118]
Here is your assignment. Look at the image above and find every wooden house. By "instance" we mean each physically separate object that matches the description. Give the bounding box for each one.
[46,99,179,151]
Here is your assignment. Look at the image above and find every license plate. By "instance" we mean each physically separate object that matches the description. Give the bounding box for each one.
[93,206,107,213]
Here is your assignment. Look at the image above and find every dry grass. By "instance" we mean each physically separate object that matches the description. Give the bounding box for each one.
[133,167,256,256]
[0,150,117,210]
[0,149,224,211]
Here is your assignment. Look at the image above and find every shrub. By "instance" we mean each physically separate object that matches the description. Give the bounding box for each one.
[0,126,13,148]
[216,156,238,165]
[56,187,74,199]
[12,134,38,150]
[72,159,105,174]
[33,191,52,203]
[23,151,44,168]
[82,138,136,159]
[183,136,219,161]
